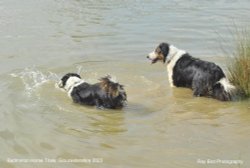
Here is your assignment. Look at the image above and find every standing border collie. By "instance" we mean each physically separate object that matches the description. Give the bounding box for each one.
[57,73,127,109]
[147,42,235,101]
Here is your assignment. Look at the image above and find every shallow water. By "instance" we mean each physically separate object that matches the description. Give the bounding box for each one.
[0,0,250,168]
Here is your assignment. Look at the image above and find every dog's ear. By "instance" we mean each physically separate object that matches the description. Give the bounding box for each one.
[163,54,166,63]
[73,73,81,79]
[159,43,169,63]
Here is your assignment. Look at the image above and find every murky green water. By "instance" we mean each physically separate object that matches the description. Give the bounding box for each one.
[0,0,250,168]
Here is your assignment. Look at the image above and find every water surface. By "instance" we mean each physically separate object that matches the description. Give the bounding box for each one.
[0,0,250,168]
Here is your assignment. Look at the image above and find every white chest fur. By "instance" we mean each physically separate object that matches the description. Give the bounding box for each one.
[166,45,186,87]
[63,76,85,97]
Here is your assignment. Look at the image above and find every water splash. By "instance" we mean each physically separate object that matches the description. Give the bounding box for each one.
[10,67,59,96]
[76,65,83,74]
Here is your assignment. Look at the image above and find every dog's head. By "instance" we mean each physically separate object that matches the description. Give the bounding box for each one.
[147,42,170,64]
[57,73,82,91]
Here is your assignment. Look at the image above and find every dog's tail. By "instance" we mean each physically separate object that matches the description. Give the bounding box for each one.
[212,77,236,101]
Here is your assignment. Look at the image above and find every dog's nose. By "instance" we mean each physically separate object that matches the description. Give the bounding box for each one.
[146,55,149,58]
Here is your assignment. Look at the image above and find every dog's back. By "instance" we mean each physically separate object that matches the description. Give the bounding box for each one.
[173,54,225,88]
[69,76,127,109]
[147,43,236,101]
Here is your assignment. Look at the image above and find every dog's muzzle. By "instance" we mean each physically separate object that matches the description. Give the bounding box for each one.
[147,56,158,64]
[147,51,158,64]
[55,80,64,89]
[58,81,64,88]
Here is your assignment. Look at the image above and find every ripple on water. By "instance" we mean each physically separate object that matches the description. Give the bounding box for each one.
[0,130,15,141]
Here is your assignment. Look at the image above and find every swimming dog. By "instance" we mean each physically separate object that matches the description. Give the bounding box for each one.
[57,73,127,109]
[147,42,235,101]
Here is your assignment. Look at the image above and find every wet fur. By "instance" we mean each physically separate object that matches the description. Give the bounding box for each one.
[147,43,235,101]
[58,73,127,109]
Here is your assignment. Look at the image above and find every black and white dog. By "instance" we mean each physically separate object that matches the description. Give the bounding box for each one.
[147,42,235,101]
[57,73,127,109]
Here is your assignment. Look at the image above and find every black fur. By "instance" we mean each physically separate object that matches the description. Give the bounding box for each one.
[172,54,229,100]
[70,82,126,109]
[212,82,232,101]
[59,74,127,109]
[173,54,225,90]
[60,73,81,87]
[156,42,170,63]
[149,43,235,101]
